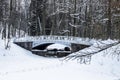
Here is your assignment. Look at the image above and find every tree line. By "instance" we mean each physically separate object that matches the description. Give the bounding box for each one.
[29,0,120,39]
[0,0,120,40]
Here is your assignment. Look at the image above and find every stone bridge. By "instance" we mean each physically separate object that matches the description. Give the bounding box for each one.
[14,36,92,46]
[14,36,92,56]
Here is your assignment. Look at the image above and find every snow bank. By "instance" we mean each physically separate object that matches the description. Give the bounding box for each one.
[46,43,71,50]
[0,38,120,80]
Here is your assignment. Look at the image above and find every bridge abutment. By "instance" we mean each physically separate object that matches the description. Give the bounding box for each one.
[14,42,33,51]
[71,43,90,52]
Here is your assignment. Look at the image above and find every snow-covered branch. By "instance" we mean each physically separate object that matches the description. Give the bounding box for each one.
[65,41,120,64]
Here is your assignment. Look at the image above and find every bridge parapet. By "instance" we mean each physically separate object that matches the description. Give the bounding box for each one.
[14,36,77,42]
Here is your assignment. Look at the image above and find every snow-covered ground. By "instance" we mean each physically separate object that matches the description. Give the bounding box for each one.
[0,39,120,80]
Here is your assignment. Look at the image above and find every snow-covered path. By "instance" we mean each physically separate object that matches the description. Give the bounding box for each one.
[0,39,120,80]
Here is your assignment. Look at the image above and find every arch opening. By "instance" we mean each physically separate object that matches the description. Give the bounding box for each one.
[32,43,54,50]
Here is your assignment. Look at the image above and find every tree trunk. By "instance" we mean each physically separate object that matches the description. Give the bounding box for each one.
[107,0,112,38]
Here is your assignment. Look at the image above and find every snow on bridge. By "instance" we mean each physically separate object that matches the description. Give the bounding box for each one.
[14,35,93,47]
